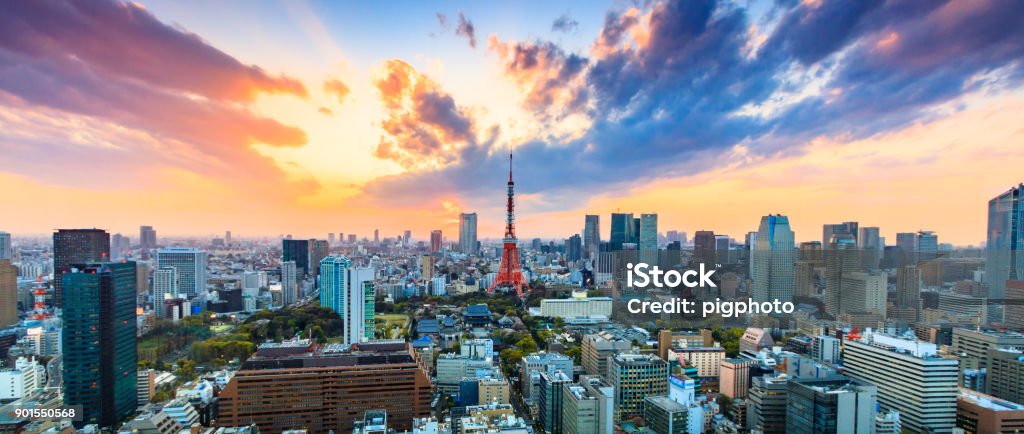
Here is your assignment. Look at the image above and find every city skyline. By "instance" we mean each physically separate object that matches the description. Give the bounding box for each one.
[3,1,1024,245]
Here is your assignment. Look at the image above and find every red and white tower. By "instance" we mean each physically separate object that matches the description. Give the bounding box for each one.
[488,152,529,297]
[31,275,50,320]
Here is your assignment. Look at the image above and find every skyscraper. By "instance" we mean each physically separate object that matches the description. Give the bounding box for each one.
[309,239,329,278]
[320,256,375,344]
[787,377,877,434]
[639,213,658,251]
[609,213,634,251]
[152,266,179,318]
[62,261,137,427]
[896,232,917,266]
[858,226,881,270]
[0,259,16,328]
[53,228,110,307]
[565,235,583,262]
[751,215,795,304]
[156,247,207,298]
[608,353,668,421]
[917,230,938,262]
[0,231,10,260]
[281,238,311,278]
[584,215,600,260]
[825,234,859,317]
[823,222,858,248]
[280,260,297,305]
[895,265,921,321]
[459,212,478,255]
[430,230,443,253]
[110,233,129,260]
[693,230,717,266]
[987,184,1024,302]
[139,225,157,249]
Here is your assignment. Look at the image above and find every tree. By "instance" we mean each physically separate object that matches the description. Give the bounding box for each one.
[516,336,538,354]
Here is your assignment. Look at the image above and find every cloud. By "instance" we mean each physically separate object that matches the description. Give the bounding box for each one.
[323,78,350,104]
[368,0,1024,220]
[0,0,314,197]
[372,60,494,170]
[551,13,579,33]
[318,106,334,116]
[0,0,307,102]
[455,12,477,48]
[436,13,449,30]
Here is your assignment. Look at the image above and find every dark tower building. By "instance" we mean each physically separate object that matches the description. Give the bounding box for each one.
[62,262,137,428]
[693,230,717,266]
[53,229,110,307]
[488,152,528,297]
[139,225,157,249]
[430,230,443,253]
[282,238,311,277]
[609,213,634,251]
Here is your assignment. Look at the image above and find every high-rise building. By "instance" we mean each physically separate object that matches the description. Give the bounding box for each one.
[842,332,958,433]
[53,228,110,307]
[957,388,1024,434]
[986,347,1024,404]
[896,232,918,266]
[0,260,16,328]
[608,353,668,421]
[825,234,859,317]
[639,214,658,251]
[786,376,878,434]
[609,213,634,251]
[644,396,687,434]
[917,231,939,262]
[839,271,887,317]
[720,358,755,399]
[584,215,600,260]
[139,225,157,249]
[310,239,329,278]
[747,374,789,434]
[217,341,431,432]
[110,233,127,260]
[562,376,614,434]
[0,231,11,260]
[538,370,571,434]
[282,238,311,277]
[751,214,795,304]
[280,260,297,305]
[156,247,207,298]
[348,234,357,244]
[895,265,921,316]
[320,256,375,344]
[62,262,137,427]
[794,261,816,297]
[459,213,478,255]
[152,266,179,318]
[986,184,1024,303]
[328,233,335,244]
[565,235,583,262]
[581,333,632,377]
[430,230,443,253]
[823,222,858,248]
[693,230,716,266]
[374,229,380,243]
[858,227,881,270]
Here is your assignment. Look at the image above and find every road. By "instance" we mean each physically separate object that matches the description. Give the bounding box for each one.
[45,354,62,390]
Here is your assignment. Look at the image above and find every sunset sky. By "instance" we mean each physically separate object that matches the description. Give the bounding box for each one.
[2,0,1024,245]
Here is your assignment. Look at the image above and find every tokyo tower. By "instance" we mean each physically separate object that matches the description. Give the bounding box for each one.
[488,152,529,297]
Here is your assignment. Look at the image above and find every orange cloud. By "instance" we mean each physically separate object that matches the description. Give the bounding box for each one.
[323,78,350,104]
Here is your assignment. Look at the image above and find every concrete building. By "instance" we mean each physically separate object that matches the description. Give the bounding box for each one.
[608,353,668,421]
[786,376,877,434]
[751,214,795,304]
[538,291,612,322]
[561,375,614,434]
[719,359,755,399]
[747,374,789,434]
[842,332,958,433]
[739,328,775,354]
[0,259,16,328]
[957,388,1024,434]
[987,347,1024,404]
[644,396,687,434]
[581,333,631,377]
[538,371,571,434]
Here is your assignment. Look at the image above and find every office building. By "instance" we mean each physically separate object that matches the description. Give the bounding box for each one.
[740,327,775,353]
[0,231,11,260]
[842,332,958,433]
[720,359,755,399]
[53,228,110,307]
[1006,280,1024,330]
[565,234,583,262]
[957,388,1024,434]
[152,266,179,318]
[787,376,877,434]
[748,374,789,434]
[217,340,431,432]
[644,396,687,434]
[521,352,574,406]
[280,260,298,305]
[693,230,716,265]
[610,213,635,251]
[670,347,726,378]
[751,214,795,304]
[157,247,207,300]
[811,335,842,365]
[581,333,632,376]
[282,238,310,278]
[608,353,669,421]
[538,370,571,434]
[538,291,612,322]
[896,232,918,266]
[858,227,881,270]
[895,265,921,320]
[917,231,939,262]
[824,233,859,317]
[987,347,1024,404]
[310,239,329,278]
[62,262,137,427]
[430,230,443,252]
[584,215,600,260]
[987,184,1024,313]
[839,272,887,317]
[139,225,157,249]
[0,260,16,328]
[562,376,614,434]
[459,213,478,255]
[320,256,376,344]
[639,213,658,251]
[823,222,858,248]
[953,328,1024,393]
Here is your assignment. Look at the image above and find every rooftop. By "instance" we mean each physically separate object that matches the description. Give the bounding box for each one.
[242,340,415,370]
[959,388,1024,411]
